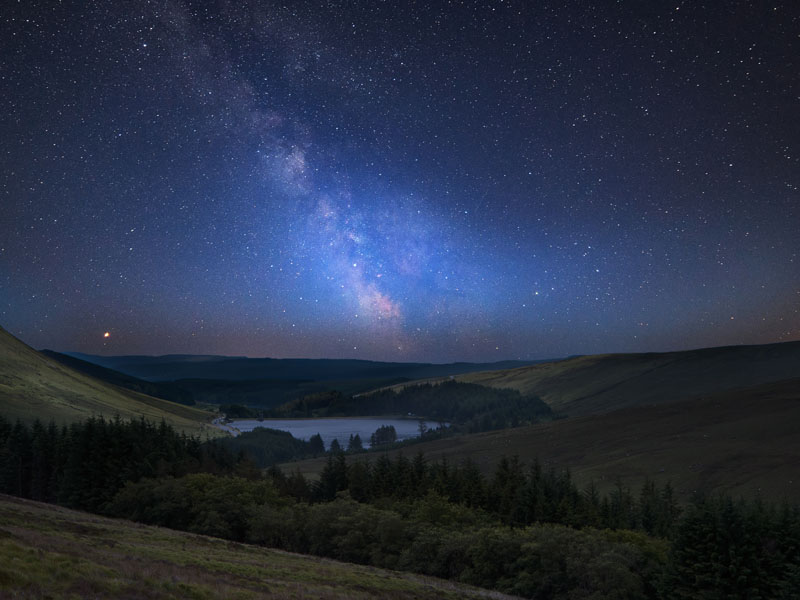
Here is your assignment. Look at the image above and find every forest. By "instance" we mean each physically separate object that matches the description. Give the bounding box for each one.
[265,380,554,434]
[1,415,798,598]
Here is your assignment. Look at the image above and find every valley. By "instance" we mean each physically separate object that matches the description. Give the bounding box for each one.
[2,327,800,598]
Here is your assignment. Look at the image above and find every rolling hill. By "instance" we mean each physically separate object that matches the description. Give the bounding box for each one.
[0,493,517,599]
[284,377,800,501]
[40,350,195,405]
[283,340,800,502]
[0,327,220,438]
[67,351,544,383]
[389,340,800,417]
[41,350,415,409]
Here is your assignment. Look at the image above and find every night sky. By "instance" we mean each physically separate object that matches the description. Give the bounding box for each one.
[1,1,798,362]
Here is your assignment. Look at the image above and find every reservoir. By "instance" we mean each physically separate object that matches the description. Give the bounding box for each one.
[225,417,437,449]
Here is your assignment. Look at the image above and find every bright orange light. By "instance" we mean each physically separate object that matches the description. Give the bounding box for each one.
[103,332,110,338]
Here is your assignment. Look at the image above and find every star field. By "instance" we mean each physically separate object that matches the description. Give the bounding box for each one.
[1,1,798,362]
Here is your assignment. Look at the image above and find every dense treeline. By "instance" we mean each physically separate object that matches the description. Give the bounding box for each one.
[107,459,800,598]
[109,476,667,598]
[168,377,404,409]
[0,415,252,512]
[268,381,553,433]
[304,452,680,536]
[217,427,373,468]
[219,426,316,466]
[664,495,800,598]
[2,415,799,598]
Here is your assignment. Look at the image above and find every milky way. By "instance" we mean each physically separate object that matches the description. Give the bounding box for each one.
[1,1,798,361]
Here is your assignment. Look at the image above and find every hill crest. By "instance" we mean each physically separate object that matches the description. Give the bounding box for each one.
[0,326,219,437]
[390,340,800,417]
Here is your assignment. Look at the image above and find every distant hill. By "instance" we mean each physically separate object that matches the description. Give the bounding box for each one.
[65,352,546,383]
[0,494,510,599]
[284,377,800,502]
[40,350,195,405]
[40,350,411,409]
[0,327,220,437]
[392,341,800,417]
[283,340,800,501]
[169,376,409,409]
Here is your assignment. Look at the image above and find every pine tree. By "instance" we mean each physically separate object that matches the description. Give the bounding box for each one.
[607,479,636,530]
[411,452,428,497]
[29,420,56,502]
[638,479,659,535]
[308,433,325,457]
[392,453,414,499]
[347,433,364,453]
[316,454,344,501]
[661,481,681,535]
[346,460,371,502]
[0,420,32,497]
[458,458,487,508]
[490,455,525,524]
[369,425,397,447]
[371,454,394,498]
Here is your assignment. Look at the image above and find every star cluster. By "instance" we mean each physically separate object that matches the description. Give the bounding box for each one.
[1,1,798,361]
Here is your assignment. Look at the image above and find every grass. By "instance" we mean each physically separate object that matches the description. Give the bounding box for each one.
[0,326,223,439]
[379,340,800,418]
[0,494,518,599]
[284,377,800,503]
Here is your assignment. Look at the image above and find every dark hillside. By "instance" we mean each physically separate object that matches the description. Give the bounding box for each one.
[67,352,543,382]
[406,340,800,417]
[284,377,800,502]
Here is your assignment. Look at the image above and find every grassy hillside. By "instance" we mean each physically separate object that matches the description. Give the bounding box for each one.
[0,327,220,438]
[285,377,800,502]
[40,349,196,405]
[386,341,800,417]
[0,494,516,599]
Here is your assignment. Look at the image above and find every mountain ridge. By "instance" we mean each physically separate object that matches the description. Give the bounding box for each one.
[63,352,550,382]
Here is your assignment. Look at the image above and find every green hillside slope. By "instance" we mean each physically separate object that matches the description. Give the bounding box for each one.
[0,494,516,599]
[286,377,800,502]
[392,341,800,417]
[40,349,195,405]
[0,327,220,438]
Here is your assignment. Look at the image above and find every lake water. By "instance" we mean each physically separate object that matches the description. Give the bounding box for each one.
[226,417,436,449]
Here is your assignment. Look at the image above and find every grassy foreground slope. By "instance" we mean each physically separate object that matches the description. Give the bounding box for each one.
[0,327,220,438]
[286,377,800,502]
[396,341,800,417]
[0,494,515,600]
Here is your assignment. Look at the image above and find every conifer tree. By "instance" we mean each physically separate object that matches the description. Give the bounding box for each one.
[347,433,363,452]
[371,453,394,498]
[490,455,525,524]
[346,460,371,502]
[308,433,325,457]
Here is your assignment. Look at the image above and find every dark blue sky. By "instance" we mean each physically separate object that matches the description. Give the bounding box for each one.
[2,1,798,362]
